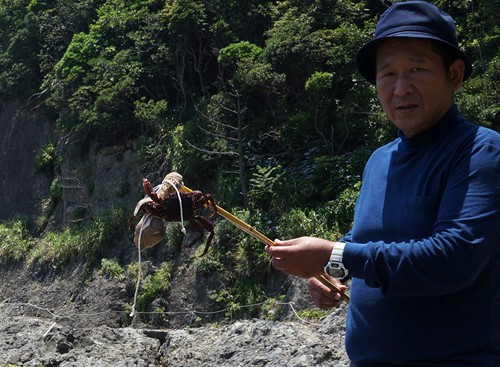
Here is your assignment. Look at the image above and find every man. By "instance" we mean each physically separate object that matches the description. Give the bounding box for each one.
[266,1,500,366]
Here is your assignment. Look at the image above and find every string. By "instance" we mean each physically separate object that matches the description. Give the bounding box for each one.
[130,175,185,318]
[1,300,329,328]
[129,215,146,318]
[164,179,186,235]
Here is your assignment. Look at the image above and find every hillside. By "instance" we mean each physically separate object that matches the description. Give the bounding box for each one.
[0,100,350,365]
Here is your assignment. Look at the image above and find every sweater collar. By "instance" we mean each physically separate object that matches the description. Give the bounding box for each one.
[397,104,459,149]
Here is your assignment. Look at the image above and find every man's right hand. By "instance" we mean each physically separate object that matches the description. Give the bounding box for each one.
[308,275,347,309]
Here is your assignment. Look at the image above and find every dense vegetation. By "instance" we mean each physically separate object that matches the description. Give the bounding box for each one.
[1,0,498,321]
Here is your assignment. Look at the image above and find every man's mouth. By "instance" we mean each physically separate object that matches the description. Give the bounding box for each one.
[396,103,418,111]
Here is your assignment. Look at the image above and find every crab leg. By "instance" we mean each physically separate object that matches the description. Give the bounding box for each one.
[183,185,349,303]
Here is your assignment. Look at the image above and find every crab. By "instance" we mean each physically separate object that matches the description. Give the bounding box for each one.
[132,178,217,256]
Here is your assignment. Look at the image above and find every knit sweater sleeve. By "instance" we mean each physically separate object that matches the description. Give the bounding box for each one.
[343,126,500,297]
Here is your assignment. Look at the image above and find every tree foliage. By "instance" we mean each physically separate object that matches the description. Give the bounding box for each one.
[0,0,497,223]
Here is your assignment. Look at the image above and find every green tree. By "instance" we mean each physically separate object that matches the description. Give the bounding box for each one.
[45,0,170,138]
[0,0,41,99]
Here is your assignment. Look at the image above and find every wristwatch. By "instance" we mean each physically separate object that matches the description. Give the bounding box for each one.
[324,242,348,280]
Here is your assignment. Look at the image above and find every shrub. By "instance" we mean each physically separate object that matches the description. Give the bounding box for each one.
[211,278,266,319]
[277,207,340,241]
[49,177,63,201]
[0,217,34,263]
[296,308,330,321]
[99,258,125,278]
[35,197,56,231]
[35,142,61,174]
[327,181,361,234]
[127,261,172,313]
[260,296,285,321]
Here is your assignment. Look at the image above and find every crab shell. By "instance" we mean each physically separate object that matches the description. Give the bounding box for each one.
[132,172,188,249]
[134,213,166,249]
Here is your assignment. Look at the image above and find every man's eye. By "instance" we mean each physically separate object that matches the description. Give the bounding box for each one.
[411,67,424,72]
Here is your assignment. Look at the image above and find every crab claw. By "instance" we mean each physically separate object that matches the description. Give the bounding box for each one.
[143,178,161,203]
[142,178,153,194]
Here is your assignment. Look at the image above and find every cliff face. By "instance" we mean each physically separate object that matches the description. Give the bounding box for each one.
[0,101,141,226]
[0,101,54,221]
[0,102,350,366]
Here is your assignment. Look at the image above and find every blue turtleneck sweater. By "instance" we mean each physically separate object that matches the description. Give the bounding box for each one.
[342,105,500,366]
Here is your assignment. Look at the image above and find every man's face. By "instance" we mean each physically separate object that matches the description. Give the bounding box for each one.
[375,38,464,137]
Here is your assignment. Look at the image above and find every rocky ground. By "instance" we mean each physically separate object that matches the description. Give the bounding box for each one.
[0,307,349,366]
[0,260,350,367]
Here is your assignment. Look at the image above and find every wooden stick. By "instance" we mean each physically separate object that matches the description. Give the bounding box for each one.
[184,186,349,303]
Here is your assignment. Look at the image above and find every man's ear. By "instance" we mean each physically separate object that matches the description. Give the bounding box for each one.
[449,58,465,90]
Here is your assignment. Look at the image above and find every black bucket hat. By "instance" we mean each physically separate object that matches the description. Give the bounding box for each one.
[356,1,472,84]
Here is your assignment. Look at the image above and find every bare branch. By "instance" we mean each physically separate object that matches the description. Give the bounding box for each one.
[197,125,239,142]
[185,140,239,157]
[194,103,242,131]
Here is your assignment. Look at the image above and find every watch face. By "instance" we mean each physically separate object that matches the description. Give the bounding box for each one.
[328,268,345,278]
[326,263,346,279]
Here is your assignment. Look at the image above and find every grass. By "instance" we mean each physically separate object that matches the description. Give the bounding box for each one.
[1,207,128,267]
[296,308,331,321]
[0,217,34,263]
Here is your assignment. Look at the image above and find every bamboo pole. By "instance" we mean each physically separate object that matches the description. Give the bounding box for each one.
[184,186,349,303]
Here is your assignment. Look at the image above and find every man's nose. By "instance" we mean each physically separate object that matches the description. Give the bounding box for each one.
[394,75,413,96]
